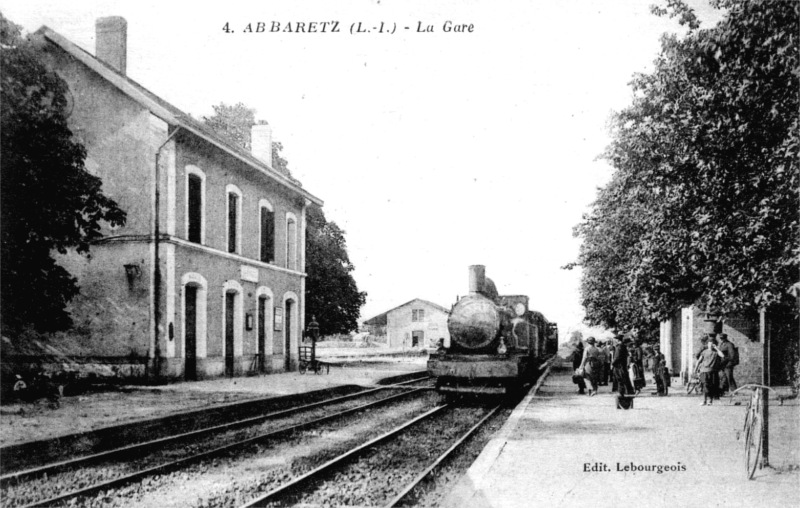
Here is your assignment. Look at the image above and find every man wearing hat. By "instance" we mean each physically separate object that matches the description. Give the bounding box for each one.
[612,335,635,406]
[649,344,668,396]
[570,337,587,395]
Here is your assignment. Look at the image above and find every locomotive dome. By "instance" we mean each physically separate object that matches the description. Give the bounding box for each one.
[448,294,501,349]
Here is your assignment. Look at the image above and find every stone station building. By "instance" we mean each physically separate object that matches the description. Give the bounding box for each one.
[21,17,323,382]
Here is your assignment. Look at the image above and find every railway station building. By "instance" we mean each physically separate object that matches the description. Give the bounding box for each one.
[11,18,323,382]
[363,299,451,349]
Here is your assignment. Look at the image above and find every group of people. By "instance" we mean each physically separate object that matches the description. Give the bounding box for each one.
[694,333,739,406]
[569,331,740,408]
[571,335,672,404]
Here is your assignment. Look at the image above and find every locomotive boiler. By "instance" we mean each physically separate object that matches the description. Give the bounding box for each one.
[427,265,558,395]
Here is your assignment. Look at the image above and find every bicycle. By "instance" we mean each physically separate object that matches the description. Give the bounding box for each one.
[732,384,775,480]
[685,373,700,395]
[685,364,701,395]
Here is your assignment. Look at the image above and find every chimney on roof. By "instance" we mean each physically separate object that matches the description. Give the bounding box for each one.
[96,17,127,75]
[251,124,273,167]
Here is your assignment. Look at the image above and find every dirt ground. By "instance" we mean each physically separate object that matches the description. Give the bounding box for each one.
[0,388,261,448]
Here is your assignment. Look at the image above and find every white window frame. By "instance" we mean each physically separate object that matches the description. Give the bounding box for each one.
[285,212,298,271]
[259,199,275,264]
[185,166,206,244]
[225,184,243,255]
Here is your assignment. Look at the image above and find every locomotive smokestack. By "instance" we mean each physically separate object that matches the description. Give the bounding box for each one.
[468,265,485,295]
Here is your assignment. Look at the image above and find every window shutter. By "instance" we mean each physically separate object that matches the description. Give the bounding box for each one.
[228,193,238,253]
[261,208,275,263]
[188,175,202,243]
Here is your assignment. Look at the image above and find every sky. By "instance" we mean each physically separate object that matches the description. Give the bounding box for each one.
[2,0,726,339]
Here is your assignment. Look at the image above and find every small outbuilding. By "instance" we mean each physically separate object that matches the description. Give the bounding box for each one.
[659,305,796,387]
[363,299,451,349]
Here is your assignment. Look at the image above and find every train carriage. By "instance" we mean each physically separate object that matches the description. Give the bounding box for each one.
[428,265,557,395]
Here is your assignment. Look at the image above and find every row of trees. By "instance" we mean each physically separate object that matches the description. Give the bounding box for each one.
[1,11,365,338]
[572,1,798,337]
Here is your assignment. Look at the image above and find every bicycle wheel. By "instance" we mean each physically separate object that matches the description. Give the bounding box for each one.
[744,412,762,479]
[740,395,754,441]
[754,388,763,418]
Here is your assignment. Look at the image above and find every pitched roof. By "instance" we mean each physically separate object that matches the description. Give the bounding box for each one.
[35,26,322,207]
[363,298,450,325]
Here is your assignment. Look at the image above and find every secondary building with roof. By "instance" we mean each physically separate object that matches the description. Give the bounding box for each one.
[363,298,451,349]
[21,17,323,381]
[658,305,797,388]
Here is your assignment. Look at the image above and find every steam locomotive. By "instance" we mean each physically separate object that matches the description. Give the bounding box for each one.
[427,265,558,395]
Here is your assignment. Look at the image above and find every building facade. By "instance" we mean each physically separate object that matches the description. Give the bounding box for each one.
[29,18,323,381]
[364,299,450,348]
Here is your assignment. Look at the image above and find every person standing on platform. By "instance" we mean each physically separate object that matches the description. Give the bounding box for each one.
[661,362,671,396]
[717,333,738,395]
[597,341,609,386]
[629,339,646,394]
[698,338,724,406]
[695,335,710,361]
[612,335,635,402]
[571,339,586,395]
[579,337,603,396]
[604,340,616,389]
[648,344,667,396]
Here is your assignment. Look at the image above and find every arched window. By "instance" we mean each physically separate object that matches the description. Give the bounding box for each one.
[259,199,275,263]
[226,184,243,254]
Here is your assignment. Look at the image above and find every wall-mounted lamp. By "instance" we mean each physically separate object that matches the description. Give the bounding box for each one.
[246,313,254,331]
[124,263,141,286]
[703,313,723,335]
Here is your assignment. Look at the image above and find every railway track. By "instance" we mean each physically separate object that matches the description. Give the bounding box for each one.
[241,403,504,508]
[1,377,434,508]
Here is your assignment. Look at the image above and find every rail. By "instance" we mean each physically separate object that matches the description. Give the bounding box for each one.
[3,386,430,507]
[241,404,450,507]
[384,405,503,507]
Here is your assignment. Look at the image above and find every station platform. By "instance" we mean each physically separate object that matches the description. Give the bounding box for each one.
[444,364,800,508]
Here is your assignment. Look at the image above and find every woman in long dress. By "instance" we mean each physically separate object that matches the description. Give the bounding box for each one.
[579,337,603,396]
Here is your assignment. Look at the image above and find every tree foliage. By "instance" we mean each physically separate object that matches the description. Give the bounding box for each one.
[202,102,366,335]
[574,0,799,332]
[201,102,293,179]
[1,13,127,333]
[305,205,367,335]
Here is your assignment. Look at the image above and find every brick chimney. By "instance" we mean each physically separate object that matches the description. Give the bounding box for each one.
[96,17,127,74]
[251,124,273,167]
